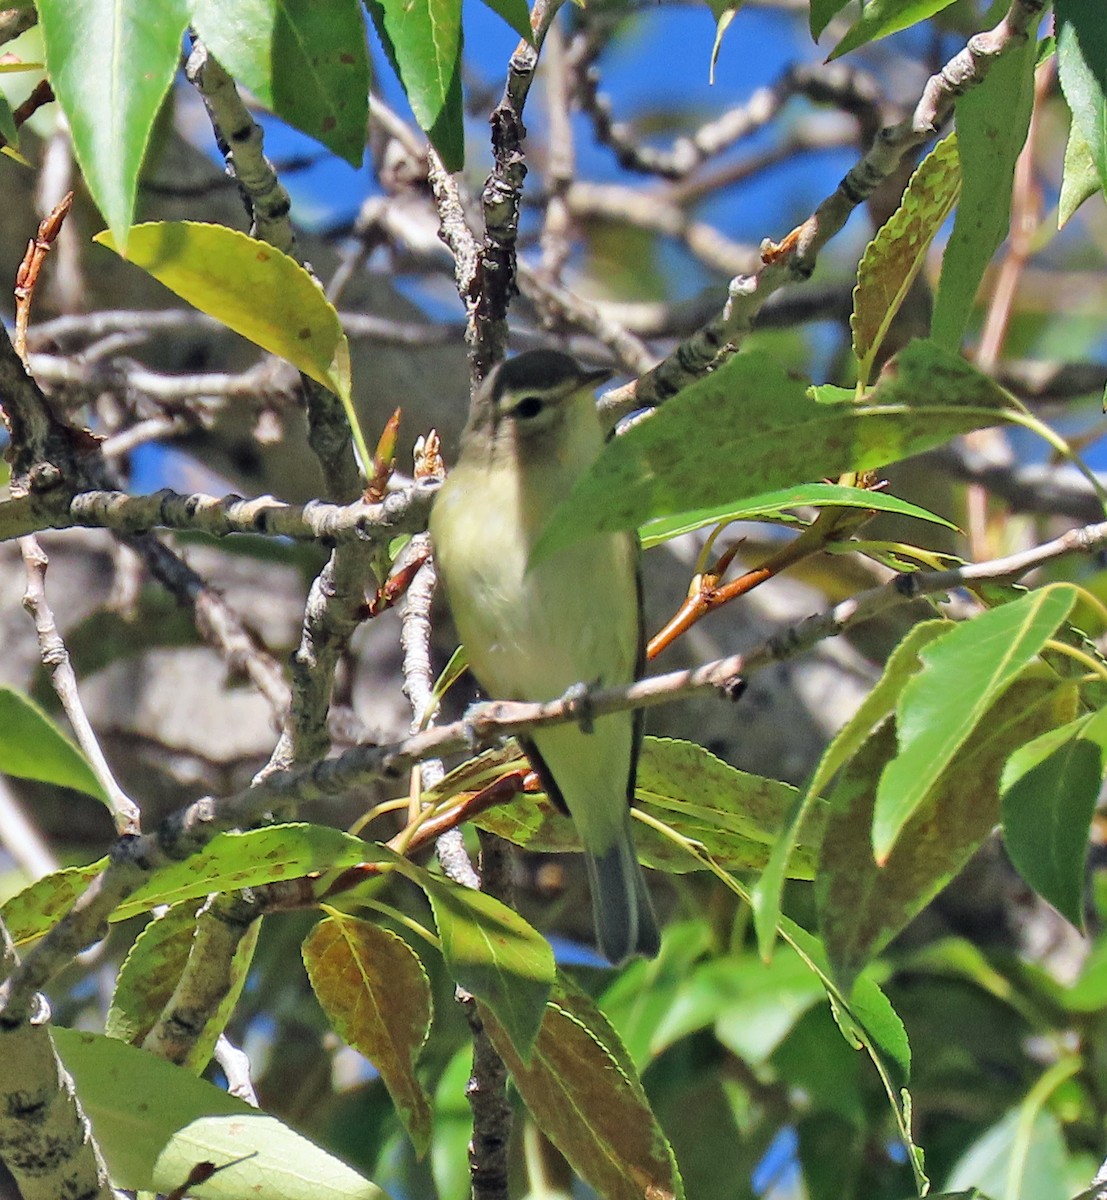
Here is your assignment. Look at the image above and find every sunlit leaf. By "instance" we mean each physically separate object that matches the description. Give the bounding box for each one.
[828,0,959,61]
[1059,117,1104,228]
[1056,0,1107,198]
[366,0,464,170]
[0,859,106,946]
[37,0,187,248]
[115,824,385,921]
[752,621,951,957]
[818,678,1076,987]
[94,222,351,403]
[191,0,371,166]
[874,586,1077,861]
[477,0,532,41]
[53,1030,388,1198]
[639,483,956,549]
[392,855,554,1059]
[534,340,1014,563]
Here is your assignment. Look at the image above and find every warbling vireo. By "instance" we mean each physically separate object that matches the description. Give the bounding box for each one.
[430,350,660,964]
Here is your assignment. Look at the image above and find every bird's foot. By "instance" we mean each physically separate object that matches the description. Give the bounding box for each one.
[564,681,596,734]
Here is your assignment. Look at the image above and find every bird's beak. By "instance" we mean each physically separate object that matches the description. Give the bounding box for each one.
[579,366,614,390]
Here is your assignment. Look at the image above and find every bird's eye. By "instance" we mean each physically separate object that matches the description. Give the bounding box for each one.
[513,396,545,420]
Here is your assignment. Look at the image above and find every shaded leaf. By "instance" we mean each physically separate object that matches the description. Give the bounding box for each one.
[599,919,714,1069]
[534,339,1015,562]
[809,0,849,39]
[0,685,107,802]
[366,0,464,170]
[639,482,956,549]
[471,737,825,877]
[37,0,187,247]
[852,134,960,383]
[304,912,433,1154]
[945,1107,1070,1200]
[1000,705,1107,926]
[106,902,201,1046]
[483,978,684,1200]
[874,586,1077,861]
[1056,0,1107,197]
[53,1029,389,1198]
[778,916,912,1089]
[828,0,959,61]
[818,678,1075,987]
[116,824,385,921]
[191,0,371,166]
[392,855,554,1059]
[932,11,1041,349]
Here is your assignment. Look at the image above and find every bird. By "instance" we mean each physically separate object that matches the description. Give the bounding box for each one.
[429,349,660,964]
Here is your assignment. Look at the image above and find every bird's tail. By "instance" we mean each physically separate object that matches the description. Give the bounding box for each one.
[584,811,660,965]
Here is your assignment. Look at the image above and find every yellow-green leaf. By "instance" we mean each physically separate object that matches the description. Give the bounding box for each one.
[94,221,367,470]
[303,912,433,1155]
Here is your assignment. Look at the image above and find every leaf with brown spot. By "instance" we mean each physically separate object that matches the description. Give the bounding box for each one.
[303,911,433,1155]
[817,676,1078,988]
[852,135,960,384]
[483,977,684,1200]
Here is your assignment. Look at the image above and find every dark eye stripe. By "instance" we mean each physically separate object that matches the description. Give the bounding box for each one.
[513,396,545,419]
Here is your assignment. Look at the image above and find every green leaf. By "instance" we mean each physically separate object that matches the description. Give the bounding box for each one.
[599,919,714,1069]
[303,912,433,1155]
[190,0,371,166]
[751,620,951,957]
[534,339,1015,563]
[106,902,200,1046]
[366,0,464,171]
[1059,117,1104,227]
[1000,706,1107,926]
[874,586,1077,861]
[818,678,1075,987]
[392,856,554,1060]
[94,221,350,401]
[0,90,18,148]
[639,482,957,549]
[828,0,959,61]
[852,134,961,384]
[94,221,369,471]
[52,1029,389,1198]
[115,824,384,921]
[810,0,850,39]
[1056,0,1107,197]
[655,947,827,1066]
[483,977,685,1200]
[931,10,1041,349]
[107,901,259,1072]
[780,916,911,1088]
[706,1,743,84]
[36,0,187,249]
[0,859,106,946]
[477,0,533,42]
[944,1108,1071,1200]
[0,686,107,802]
[469,737,826,877]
